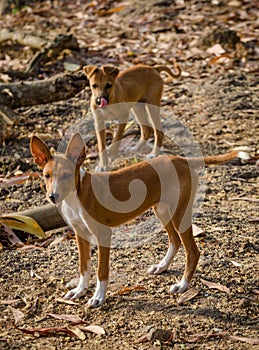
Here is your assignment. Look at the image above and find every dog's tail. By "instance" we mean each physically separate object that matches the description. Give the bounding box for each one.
[184,148,250,169]
[154,58,181,79]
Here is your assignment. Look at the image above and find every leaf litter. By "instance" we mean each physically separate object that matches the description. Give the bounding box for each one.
[0,0,258,349]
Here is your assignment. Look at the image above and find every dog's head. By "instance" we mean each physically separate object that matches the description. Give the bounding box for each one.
[30,133,86,204]
[83,65,119,108]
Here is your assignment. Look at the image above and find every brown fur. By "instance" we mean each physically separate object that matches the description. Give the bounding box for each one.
[84,61,181,171]
[30,133,248,307]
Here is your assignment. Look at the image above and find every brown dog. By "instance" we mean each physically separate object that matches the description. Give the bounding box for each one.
[84,61,181,171]
[30,133,250,308]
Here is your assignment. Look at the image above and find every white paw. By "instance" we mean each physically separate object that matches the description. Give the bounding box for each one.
[64,286,87,300]
[64,273,90,300]
[170,279,189,294]
[148,264,168,275]
[87,279,108,308]
[87,296,105,308]
[146,152,157,159]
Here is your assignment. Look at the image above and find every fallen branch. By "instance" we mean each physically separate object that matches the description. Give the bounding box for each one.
[0,70,88,111]
[19,204,66,232]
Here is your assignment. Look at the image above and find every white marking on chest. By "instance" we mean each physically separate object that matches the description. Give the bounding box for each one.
[59,191,91,233]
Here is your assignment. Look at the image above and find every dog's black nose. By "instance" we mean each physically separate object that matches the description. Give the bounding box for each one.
[96,97,108,107]
[49,193,58,203]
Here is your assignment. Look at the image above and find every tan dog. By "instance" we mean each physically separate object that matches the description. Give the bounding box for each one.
[30,133,249,308]
[84,61,181,171]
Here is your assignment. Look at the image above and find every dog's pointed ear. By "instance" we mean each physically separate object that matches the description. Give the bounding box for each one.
[30,136,52,169]
[83,65,99,79]
[65,133,86,167]
[102,65,119,78]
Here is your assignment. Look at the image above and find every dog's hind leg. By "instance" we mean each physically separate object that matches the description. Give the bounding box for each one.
[169,224,200,293]
[109,120,127,159]
[148,203,181,275]
[131,103,153,152]
[169,173,200,294]
[145,103,163,159]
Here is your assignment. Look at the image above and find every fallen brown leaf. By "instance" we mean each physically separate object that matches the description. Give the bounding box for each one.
[67,326,85,340]
[79,325,105,335]
[229,335,259,345]
[0,299,19,305]
[188,331,228,343]
[0,172,40,188]
[117,285,147,295]
[14,324,85,340]
[97,5,128,16]
[10,307,25,326]
[55,297,79,305]
[0,223,24,246]
[200,278,230,293]
[177,287,201,304]
[48,313,85,324]
[192,224,204,237]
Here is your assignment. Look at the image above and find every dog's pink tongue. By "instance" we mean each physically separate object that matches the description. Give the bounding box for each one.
[100,97,108,108]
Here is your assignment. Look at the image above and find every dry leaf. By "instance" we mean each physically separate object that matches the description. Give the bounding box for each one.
[208,53,232,65]
[14,324,81,339]
[117,285,147,296]
[63,62,81,72]
[207,44,225,55]
[200,278,230,294]
[79,325,105,335]
[188,331,228,343]
[48,313,85,324]
[10,307,25,326]
[0,215,46,239]
[230,260,242,267]
[192,224,204,237]
[0,172,40,188]
[230,335,259,345]
[229,197,259,202]
[97,5,128,16]
[18,244,43,251]
[55,297,79,305]
[67,326,86,340]
[177,287,201,304]
[0,299,19,305]
[0,223,24,246]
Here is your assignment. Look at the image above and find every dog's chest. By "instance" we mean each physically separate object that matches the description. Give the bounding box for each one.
[59,191,91,233]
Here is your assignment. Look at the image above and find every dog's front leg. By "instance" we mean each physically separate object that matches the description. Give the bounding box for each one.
[109,121,127,159]
[94,114,108,171]
[87,245,110,308]
[64,234,91,300]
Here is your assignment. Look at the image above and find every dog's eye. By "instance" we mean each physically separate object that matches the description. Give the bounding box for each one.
[44,173,51,179]
[105,83,112,89]
[92,84,98,89]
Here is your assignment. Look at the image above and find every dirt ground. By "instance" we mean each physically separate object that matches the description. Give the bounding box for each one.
[0,0,258,349]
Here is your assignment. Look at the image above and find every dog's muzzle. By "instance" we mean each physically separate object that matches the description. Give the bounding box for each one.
[49,192,59,204]
[96,97,108,108]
